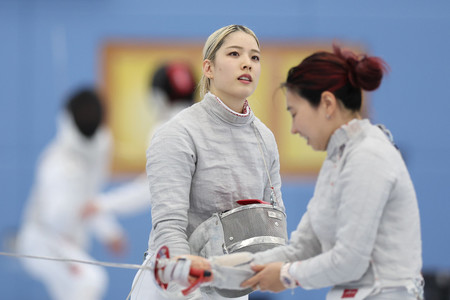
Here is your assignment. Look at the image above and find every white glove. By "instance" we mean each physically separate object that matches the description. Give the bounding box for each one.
[157,258,192,287]
[209,252,255,290]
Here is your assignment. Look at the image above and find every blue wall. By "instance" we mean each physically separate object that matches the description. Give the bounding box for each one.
[1,1,449,299]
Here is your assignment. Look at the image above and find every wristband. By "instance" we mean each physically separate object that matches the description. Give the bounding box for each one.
[279,262,298,289]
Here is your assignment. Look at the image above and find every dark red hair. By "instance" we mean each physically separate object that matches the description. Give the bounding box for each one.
[283,44,388,110]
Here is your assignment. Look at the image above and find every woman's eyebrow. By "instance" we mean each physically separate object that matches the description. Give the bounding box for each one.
[225,45,260,54]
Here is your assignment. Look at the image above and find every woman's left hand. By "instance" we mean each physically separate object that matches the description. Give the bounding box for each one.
[240,261,286,292]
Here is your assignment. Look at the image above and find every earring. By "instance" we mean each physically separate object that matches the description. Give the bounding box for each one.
[326,115,330,120]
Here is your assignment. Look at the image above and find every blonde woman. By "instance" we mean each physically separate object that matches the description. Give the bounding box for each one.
[129,24,285,300]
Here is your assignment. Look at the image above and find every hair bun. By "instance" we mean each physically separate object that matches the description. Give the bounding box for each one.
[333,44,388,91]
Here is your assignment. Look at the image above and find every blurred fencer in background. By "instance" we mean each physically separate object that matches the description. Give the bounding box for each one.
[82,61,197,217]
[16,88,126,300]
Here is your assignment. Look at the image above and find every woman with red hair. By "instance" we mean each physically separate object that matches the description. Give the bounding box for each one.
[240,44,424,299]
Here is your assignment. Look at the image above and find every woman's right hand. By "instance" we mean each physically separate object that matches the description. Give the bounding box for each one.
[175,255,213,284]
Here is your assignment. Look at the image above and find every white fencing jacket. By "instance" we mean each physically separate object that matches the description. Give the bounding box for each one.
[254,119,422,292]
[146,92,284,257]
[18,112,124,253]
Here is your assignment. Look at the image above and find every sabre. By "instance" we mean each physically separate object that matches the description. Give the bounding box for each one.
[0,246,211,299]
[0,251,151,271]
